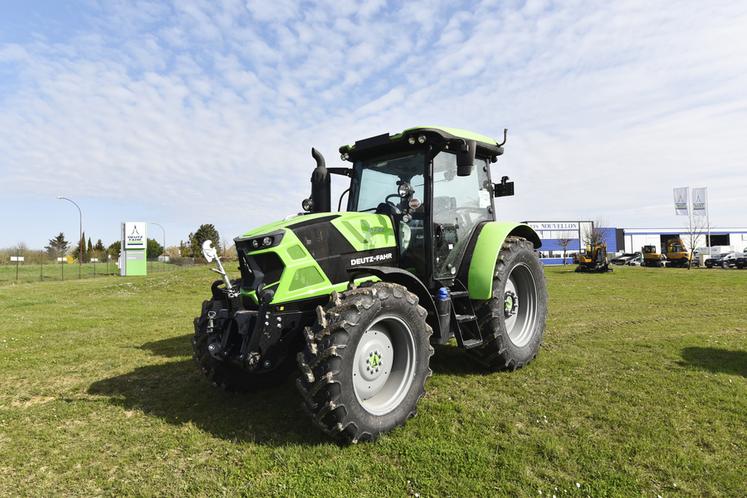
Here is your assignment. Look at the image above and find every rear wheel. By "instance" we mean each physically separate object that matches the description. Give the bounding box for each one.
[297,283,433,443]
[471,237,548,370]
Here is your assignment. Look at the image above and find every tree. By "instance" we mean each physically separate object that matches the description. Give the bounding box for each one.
[582,220,607,248]
[72,231,89,262]
[87,237,93,256]
[45,233,69,258]
[108,241,121,260]
[557,231,575,265]
[93,239,106,261]
[189,224,220,259]
[685,215,709,269]
[147,238,164,258]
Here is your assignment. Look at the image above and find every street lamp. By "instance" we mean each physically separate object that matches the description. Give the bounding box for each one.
[58,196,82,278]
[150,222,166,264]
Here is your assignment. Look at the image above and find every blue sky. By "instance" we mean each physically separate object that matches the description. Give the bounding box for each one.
[1,0,746,249]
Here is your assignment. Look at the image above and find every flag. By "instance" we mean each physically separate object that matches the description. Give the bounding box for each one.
[673,187,689,216]
[692,187,707,217]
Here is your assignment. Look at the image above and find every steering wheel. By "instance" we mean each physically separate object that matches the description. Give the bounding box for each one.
[374,193,403,215]
[453,206,485,227]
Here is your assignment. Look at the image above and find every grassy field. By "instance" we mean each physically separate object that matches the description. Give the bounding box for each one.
[0,265,745,496]
[0,261,176,285]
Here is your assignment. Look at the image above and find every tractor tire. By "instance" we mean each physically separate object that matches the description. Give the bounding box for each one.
[296,282,433,443]
[470,236,548,371]
[192,298,292,391]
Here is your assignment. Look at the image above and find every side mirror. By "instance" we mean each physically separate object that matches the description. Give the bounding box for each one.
[201,240,217,262]
[494,175,515,197]
[456,139,476,176]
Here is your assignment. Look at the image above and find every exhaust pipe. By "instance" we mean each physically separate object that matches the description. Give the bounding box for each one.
[309,147,331,212]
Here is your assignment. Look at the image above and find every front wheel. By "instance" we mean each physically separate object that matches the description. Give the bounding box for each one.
[296,283,433,443]
[470,236,548,371]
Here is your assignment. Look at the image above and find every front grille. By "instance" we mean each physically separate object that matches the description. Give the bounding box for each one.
[236,243,285,291]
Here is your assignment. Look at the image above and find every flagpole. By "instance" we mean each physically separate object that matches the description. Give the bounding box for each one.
[688,187,693,259]
[705,187,711,247]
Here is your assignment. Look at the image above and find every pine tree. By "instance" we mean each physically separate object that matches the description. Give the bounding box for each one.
[190,224,221,258]
[45,233,69,258]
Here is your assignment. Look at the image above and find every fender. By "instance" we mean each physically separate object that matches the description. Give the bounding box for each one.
[347,265,442,341]
[466,222,541,300]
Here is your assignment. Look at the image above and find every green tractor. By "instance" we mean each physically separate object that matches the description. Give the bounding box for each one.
[193,126,548,443]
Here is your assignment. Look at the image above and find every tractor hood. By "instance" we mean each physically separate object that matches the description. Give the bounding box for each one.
[233,212,397,304]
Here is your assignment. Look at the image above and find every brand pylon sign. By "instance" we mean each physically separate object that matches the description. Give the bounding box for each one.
[120,222,147,276]
[691,187,708,217]
[673,187,689,216]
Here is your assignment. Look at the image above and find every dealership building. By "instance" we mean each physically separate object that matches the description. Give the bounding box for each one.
[621,227,747,254]
[526,220,747,265]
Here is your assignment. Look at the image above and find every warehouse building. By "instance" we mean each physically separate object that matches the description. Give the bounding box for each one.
[622,227,747,254]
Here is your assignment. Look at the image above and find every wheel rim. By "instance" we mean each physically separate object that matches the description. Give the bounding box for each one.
[352,314,417,416]
[503,263,539,348]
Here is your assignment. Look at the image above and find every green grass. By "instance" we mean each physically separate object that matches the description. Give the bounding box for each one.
[0,261,176,285]
[0,266,745,496]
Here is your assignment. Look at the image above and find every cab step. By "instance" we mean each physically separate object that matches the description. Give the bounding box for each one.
[455,314,477,323]
[462,338,483,349]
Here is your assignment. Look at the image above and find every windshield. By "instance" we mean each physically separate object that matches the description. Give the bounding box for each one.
[348,151,427,278]
[348,152,425,212]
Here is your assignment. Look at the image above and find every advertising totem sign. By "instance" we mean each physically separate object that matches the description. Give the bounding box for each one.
[120,221,147,276]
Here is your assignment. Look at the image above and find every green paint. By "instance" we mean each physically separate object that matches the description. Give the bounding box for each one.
[467,222,541,300]
[236,215,392,305]
[399,126,499,146]
[123,250,147,276]
[369,352,381,368]
[330,213,396,252]
[341,125,500,152]
[237,212,337,239]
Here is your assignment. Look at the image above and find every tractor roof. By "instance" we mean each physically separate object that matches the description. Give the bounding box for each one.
[339,126,504,161]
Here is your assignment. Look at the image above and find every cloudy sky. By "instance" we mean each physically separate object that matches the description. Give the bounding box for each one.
[1,0,746,249]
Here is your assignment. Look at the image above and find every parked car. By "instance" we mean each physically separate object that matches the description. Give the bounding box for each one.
[705,252,737,268]
[611,252,641,265]
[735,249,747,269]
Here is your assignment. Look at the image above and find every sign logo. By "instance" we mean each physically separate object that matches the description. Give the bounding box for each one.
[692,187,707,216]
[673,187,689,216]
[124,222,147,249]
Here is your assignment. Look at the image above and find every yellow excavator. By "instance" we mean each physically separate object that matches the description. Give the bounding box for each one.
[663,238,690,267]
[642,238,690,267]
[574,243,612,273]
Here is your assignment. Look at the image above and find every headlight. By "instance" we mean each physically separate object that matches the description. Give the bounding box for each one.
[262,236,273,247]
[252,239,260,249]
[407,136,416,145]
[301,197,313,212]
[417,134,426,144]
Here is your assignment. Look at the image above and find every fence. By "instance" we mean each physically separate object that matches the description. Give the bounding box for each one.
[0,254,181,285]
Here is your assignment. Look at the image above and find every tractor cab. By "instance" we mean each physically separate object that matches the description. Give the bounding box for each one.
[304,127,515,289]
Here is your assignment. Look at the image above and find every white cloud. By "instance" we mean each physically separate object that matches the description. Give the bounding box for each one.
[1,0,747,247]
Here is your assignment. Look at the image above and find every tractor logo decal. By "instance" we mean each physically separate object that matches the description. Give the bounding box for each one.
[349,252,394,266]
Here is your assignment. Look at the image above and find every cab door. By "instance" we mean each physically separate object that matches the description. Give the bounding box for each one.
[431,151,494,282]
